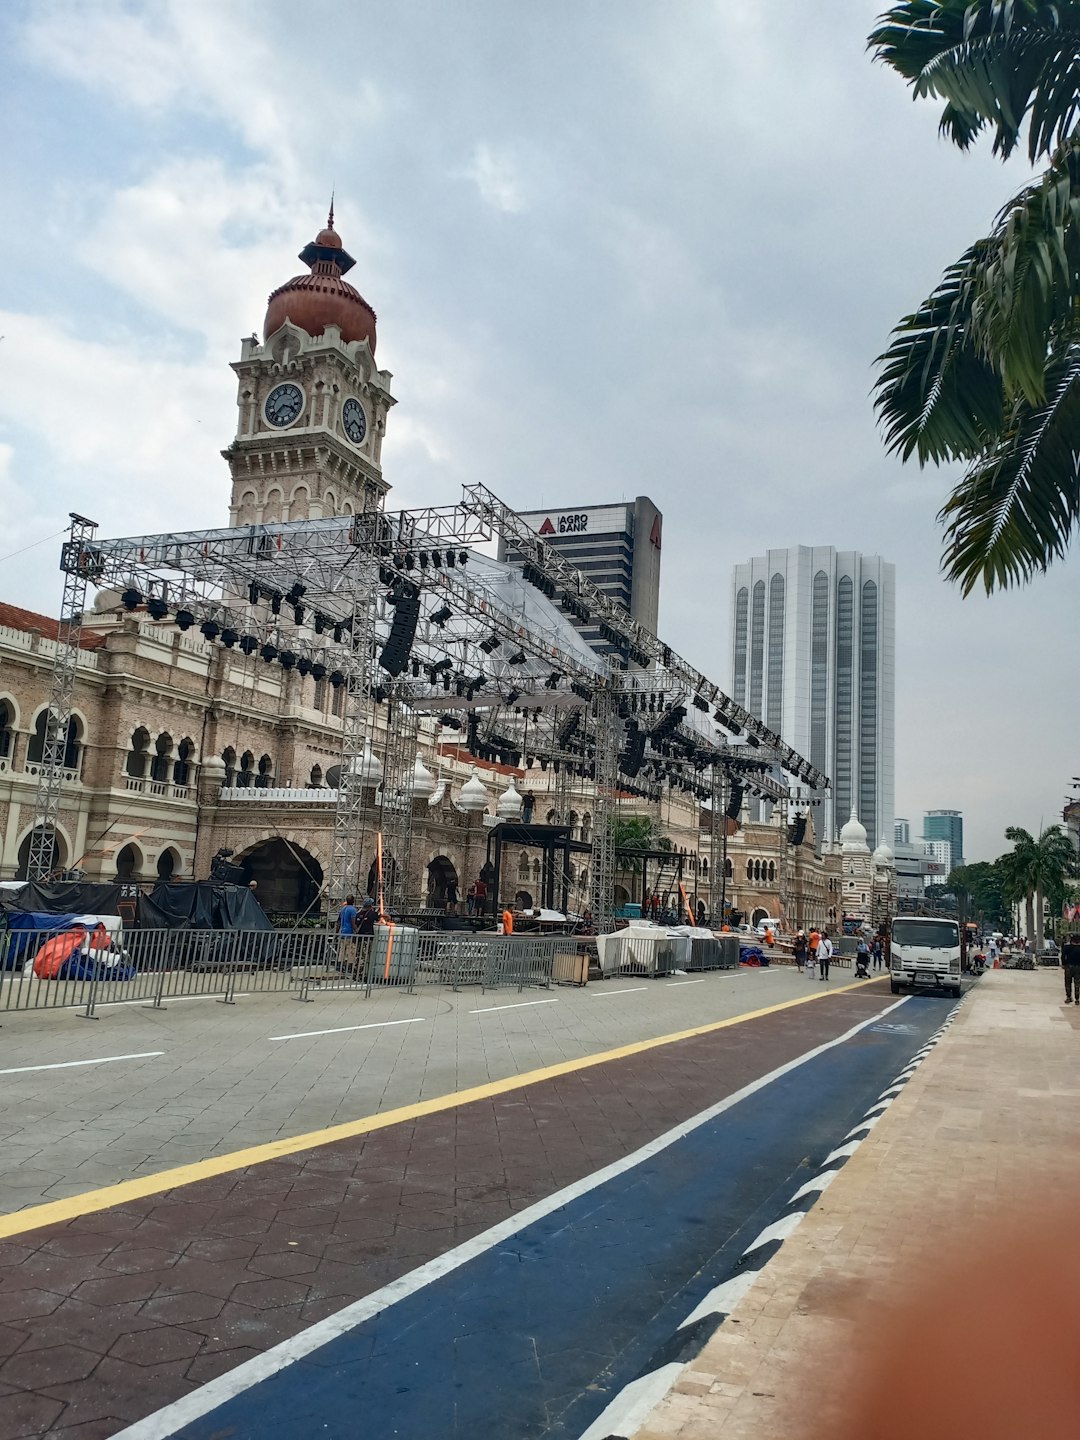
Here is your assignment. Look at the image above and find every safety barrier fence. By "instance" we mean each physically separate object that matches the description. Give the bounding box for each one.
[0,927,590,1018]
[595,932,740,978]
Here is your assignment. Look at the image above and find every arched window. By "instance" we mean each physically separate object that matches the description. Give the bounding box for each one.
[0,700,14,760]
[518,852,530,880]
[546,809,558,825]
[746,860,753,881]
[332,684,345,718]
[150,733,173,783]
[173,738,194,786]
[222,746,237,786]
[567,810,579,839]
[725,857,733,879]
[157,849,179,880]
[237,751,254,788]
[27,711,81,772]
[581,812,592,842]
[126,727,151,778]
[768,861,776,883]
[309,764,323,788]
[255,754,273,789]
[313,677,327,712]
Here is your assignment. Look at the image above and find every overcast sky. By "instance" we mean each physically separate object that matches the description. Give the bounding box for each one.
[0,0,1072,863]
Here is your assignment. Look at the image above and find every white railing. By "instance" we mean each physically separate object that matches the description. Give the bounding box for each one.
[218,786,336,803]
[23,761,80,783]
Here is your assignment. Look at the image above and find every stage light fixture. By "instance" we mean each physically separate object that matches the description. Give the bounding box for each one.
[293,605,305,626]
[174,609,196,631]
[546,671,563,689]
[286,582,306,605]
[329,669,346,688]
[470,673,485,690]
[508,649,527,665]
[200,620,220,642]
[404,552,415,570]
[269,591,283,616]
[147,597,169,621]
[692,695,709,712]
[297,657,312,677]
[333,623,346,643]
[379,565,394,586]
[446,549,456,568]
[479,633,500,654]
[313,612,329,634]
[431,605,453,627]
[746,734,760,748]
[311,662,327,681]
[260,642,278,663]
[458,550,468,565]
[411,659,421,677]
[278,651,298,671]
[121,587,143,611]
[221,628,239,648]
[239,635,258,655]
[247,582,261,606]
[418,551,430,569]
[374,685,388,703]
[442,672,451,690]
[431,549,443,568]
[429,657,453,675]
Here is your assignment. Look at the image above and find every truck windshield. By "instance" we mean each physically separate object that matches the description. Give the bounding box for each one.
[891,920,959,949]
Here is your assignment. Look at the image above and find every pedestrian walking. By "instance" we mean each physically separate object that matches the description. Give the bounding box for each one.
[445,877,459,914]
[819,929,833,981]
[793,931,808,972]
[1061,933,1080,1005]
[466,882,477,915]
[808,927,821,977]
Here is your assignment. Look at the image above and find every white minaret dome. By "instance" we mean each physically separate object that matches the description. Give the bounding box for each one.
[496,777,523,819]
[349,740,383,786]
[873,837,895,868]
[409,753,436,800]
[456,765,489,812]
[840,808,869,853]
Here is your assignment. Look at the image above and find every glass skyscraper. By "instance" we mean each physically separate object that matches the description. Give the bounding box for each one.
[923,810,963,869]
[730,547,895,849]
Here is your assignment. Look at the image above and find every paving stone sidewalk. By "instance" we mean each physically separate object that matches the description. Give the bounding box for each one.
[630,968,1080,1440]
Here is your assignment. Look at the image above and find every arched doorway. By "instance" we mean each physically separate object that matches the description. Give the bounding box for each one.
[366,854,399,901]
[613,884,630,912]
[115,843,143,881]
[157,849,179,881]
[427,855,459,909]
[514,889,534,910]
[16,827,65,880]
[238,839,323,915]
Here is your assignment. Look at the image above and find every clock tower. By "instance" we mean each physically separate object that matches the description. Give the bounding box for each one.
[224,209,396,526]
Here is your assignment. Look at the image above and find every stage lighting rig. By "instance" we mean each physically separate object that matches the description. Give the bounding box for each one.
[431,605,453,628]
[147,597,169,620]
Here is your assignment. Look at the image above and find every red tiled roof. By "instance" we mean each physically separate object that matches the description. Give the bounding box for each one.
[0,602,108,650]
[437,743,524,778]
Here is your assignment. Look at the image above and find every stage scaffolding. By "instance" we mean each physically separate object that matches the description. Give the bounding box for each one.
[37,485,829,931]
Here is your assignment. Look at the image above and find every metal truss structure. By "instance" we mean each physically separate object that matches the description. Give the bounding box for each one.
[42,484,829,929]
[28,514,100,880]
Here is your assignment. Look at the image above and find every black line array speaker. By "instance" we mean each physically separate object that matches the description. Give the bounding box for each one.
[378,582,421,676]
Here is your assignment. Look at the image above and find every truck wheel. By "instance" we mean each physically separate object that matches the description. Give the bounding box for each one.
[890,979,900,994]
[951,984,962,998]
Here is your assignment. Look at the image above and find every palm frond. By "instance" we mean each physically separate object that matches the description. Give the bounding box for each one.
[939,345,1080,591]
[873,242,1004,463]
[869,1,1080,161]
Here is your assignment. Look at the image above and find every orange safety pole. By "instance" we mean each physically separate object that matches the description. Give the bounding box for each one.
[376,832,394,978]
[678,881,695,927]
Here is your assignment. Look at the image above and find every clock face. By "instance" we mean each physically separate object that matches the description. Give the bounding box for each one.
[342,396,367,445]
[264,382,304,428]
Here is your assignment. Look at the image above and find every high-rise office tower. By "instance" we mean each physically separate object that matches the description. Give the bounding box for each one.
[894,818,911,845]
[499,499,662,656]
[923,810,963,869]
[730,547,895,848]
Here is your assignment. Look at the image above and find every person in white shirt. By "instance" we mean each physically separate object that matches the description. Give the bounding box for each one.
[818,929,834,981]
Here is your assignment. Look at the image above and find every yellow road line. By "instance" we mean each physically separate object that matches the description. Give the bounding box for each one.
[0,977,881,1241]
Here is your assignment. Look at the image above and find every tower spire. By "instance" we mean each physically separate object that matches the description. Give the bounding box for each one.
[328,189,335,231]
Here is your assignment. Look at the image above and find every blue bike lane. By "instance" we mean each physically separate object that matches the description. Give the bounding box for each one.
[132,992,952,1440]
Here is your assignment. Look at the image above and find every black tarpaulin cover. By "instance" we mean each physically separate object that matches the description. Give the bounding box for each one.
[0,881,123,916]
[136,883,273,931]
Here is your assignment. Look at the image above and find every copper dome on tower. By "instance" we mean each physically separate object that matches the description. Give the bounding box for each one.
[263,207,377,351]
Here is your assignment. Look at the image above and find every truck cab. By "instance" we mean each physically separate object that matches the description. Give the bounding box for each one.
[890,917,962,998]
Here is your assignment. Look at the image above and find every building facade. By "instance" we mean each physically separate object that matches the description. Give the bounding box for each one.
[730,546,895,851]
[923,810,963,870]
[500,500,662,657]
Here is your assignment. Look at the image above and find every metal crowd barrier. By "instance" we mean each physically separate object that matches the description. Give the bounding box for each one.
[0,927,577,1018]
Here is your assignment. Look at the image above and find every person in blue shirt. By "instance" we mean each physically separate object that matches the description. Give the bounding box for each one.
[339,895,358,935]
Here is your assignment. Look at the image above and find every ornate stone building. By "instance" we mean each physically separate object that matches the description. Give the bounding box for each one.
[0,212,840,928]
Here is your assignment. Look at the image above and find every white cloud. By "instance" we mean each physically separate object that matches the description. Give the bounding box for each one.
[463,143,527,214]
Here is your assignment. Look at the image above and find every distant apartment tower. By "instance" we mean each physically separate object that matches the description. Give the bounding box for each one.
[500,499,662,655]
[730,546,895,848]
[894,818,911,845]
[923,809,963,869]
[922,839,954,887]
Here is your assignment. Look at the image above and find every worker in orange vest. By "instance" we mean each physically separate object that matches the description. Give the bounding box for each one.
[502,905,514,935]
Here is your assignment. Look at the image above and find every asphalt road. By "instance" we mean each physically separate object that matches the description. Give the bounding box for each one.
[125,989,958,1440]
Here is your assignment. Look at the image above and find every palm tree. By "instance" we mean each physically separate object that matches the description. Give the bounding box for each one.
[868,3,1080,594]
[999,824,1076,948]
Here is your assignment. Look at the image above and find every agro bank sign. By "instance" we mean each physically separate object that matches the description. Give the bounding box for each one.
[521,505,630,538]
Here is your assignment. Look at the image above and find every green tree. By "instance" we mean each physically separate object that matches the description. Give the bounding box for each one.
[998,824,1076,947]
[610,815,671,874]
[869,2,1080,594]
[948,860,1012,928]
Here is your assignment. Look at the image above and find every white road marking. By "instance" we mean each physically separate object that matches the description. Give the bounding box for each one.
[789,1168,839,1203]
[270,1018,427,1041]
[575,1362,685,1440]
[823,1138,862,1165]
[91,993,250,1010]
[112,995,909,1440]
[592,986,649,997]
[845,1112,885,1139]
[665,978,706,987]
[0,1051,164,1076]
[678,1269,760,1329]
[469,999,560,1015]
[742,1210,805,1256]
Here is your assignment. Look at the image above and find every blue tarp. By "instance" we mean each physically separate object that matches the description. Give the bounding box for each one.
[1,911,88,970]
